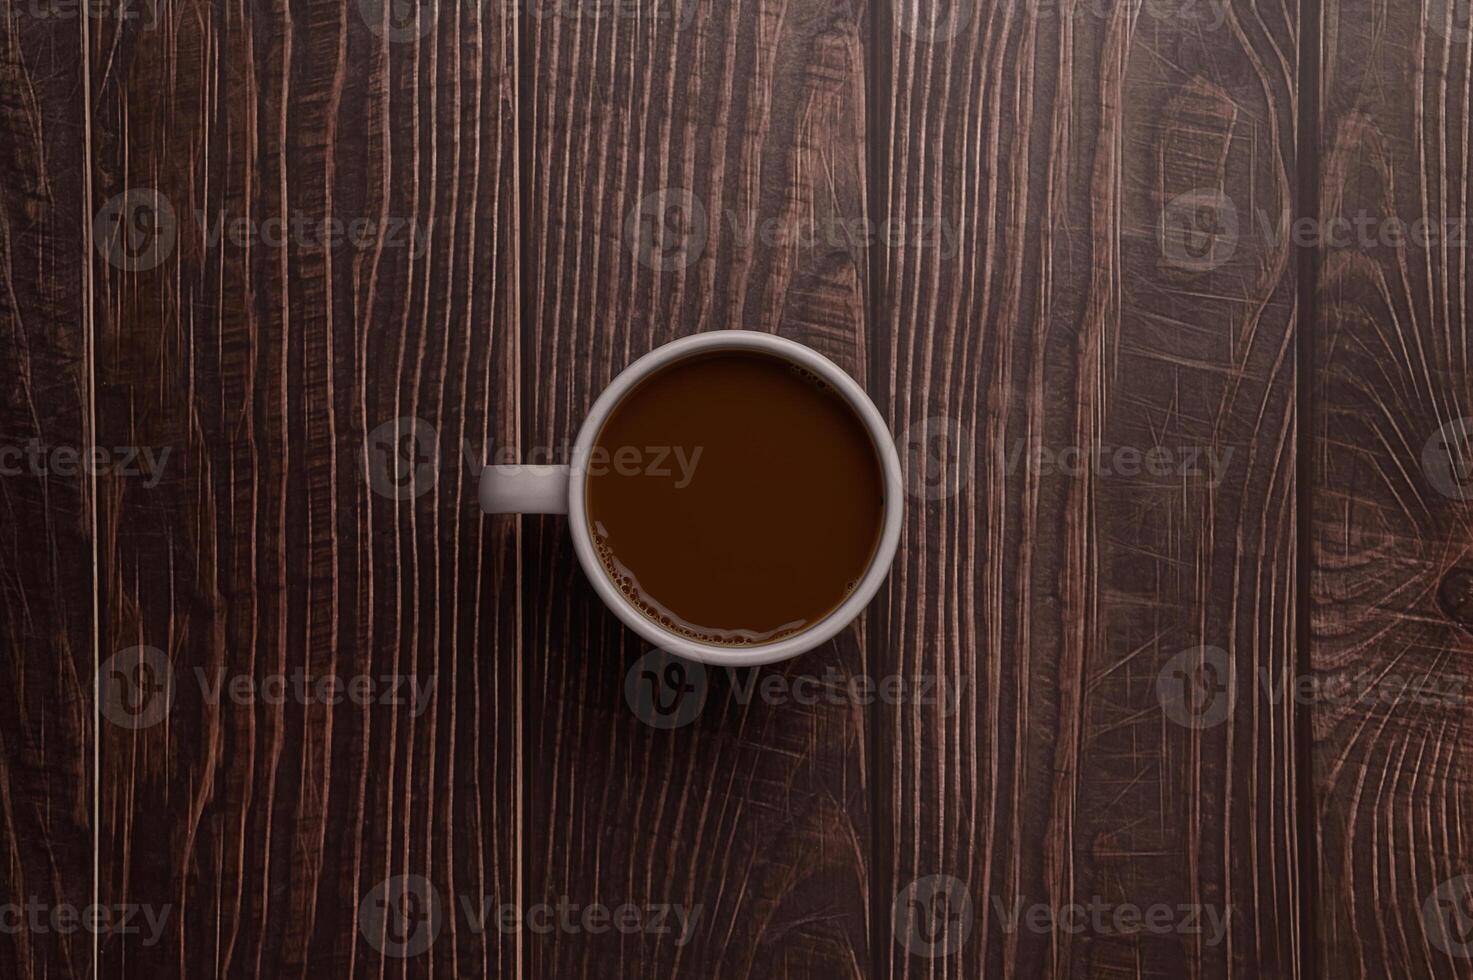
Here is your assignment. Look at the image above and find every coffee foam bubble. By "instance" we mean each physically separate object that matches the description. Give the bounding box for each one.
[592,539,806,645]
[786,362,835,394]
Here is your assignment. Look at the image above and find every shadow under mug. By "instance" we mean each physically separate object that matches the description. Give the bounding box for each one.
[479,331,904,666]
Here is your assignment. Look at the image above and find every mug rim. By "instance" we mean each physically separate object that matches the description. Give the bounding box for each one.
[565,330,904,666]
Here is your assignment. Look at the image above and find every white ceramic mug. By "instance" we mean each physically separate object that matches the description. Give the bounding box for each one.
[479,331,903,666]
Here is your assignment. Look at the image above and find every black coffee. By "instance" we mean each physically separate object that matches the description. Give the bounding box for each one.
[585,349,885,645]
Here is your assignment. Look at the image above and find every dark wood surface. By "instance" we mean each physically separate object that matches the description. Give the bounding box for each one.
[0,0,1470,977]
[522,0,874,977]
[0,9,94,979]
[1313,0,1473,977]
[81,1,521,976]
[874,0,1301,976]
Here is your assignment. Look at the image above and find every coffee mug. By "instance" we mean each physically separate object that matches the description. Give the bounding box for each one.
[479,331,903,665]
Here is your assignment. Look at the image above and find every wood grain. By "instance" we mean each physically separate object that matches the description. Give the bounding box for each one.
[1312,0,1473,975]
[0,13,95,980]
[9,0,1473,975]
[85,1,521,976]
[520,0,873,976]
[873,0,1300,975]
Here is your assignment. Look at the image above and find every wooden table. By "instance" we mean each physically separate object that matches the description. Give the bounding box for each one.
[2,0,1471,975]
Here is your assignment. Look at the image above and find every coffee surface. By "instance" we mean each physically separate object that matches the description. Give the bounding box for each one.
[585,350,886,645]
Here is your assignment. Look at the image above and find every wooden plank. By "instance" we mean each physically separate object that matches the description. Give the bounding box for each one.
[520,0,873,975]
[0,14,95,980]
[1313,2,1473,976]
[873,1,1300,976]
[85,1,521,975]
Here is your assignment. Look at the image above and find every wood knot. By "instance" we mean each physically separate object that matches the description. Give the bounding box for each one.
[1436,567,1473,628]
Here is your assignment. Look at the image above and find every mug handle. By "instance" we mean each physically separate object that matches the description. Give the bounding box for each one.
[479,465,569,514]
